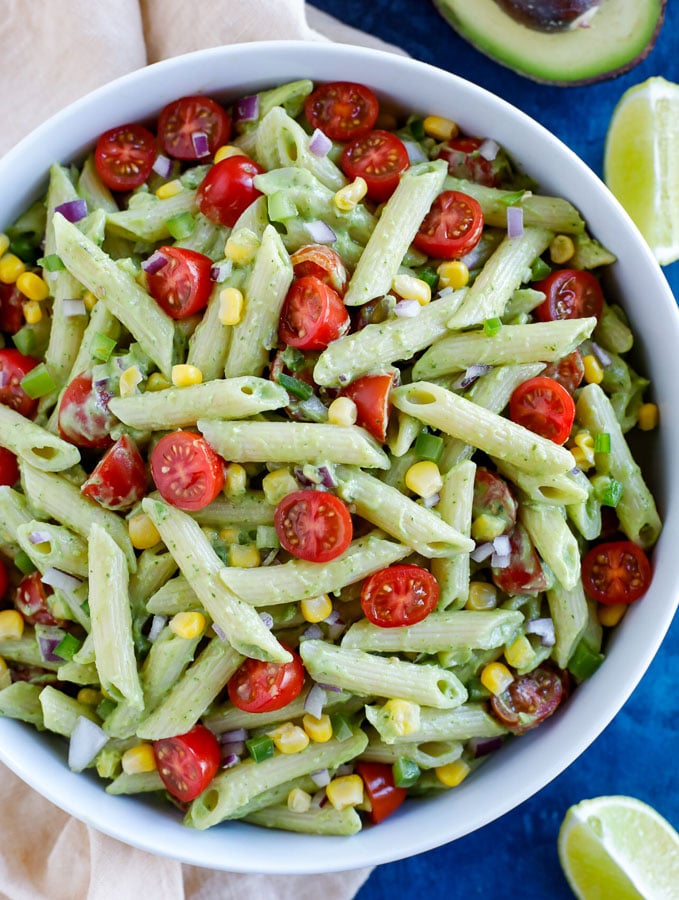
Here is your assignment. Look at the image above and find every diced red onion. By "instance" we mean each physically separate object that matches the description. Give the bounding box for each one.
[394,300,421,318]
[38,626,67,663]
[310,768,331,788]
[338,373,349,385]
[259,611,274,630]
[317,682,342,693]
[298,395,329,420]
[261,550,279,567]
[141,250,168,275]
[492,534,511,557]
[220,752,241,770]
[335,763,354,777]
[219,728,249,744]
[590,341,611,367]
[478,139,499,161]
[210,261,232,282]
[55,199,87,223]
[454,364,493,390]
[507,206,524,239]
[41,567,82,595]
[152,154,173,178]
[471,542,494,563]
[310,788,327,808]
[469,735,504,758]
[423,492,440,508]
[402,140,427,164]
[191,131,210,158]
[300,624,323,641]
[293,466,320,488]
[491,552,511,568]
[304,683,327,719]
[324,609,342,626]
[68,716,108,772]
[212,623,227,641]
[309,128,332,157]
[437,286,454,298]
[327,622,347,642]
[318,465,337,489]
[28,530,51,545]
[61,298,87,318]
[147,615,167,643]
[526,617,556,646]
[304,220,336,244]
[234,94,260,123]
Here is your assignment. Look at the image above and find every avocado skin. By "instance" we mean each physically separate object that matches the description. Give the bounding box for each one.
[433,0,666,86]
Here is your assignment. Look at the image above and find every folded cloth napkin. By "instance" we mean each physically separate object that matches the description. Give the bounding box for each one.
[0,1,404,897]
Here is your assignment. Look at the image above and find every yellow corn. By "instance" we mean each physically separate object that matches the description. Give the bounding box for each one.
[381,698,421,737]
[219,287,244,325]
[17,271,50,301]
[155,179,183,200]
[549,234,575,264]
[583,354,604,385]
[437,259,469,290]
[146,372,171,392]
[119,365,142,398]
[573,430,595,465]
[505,634,536,669]
[214,144,247,163]
[435,759,470,788]
[170,611,206,639]
[334,177,368,211]
[598,603,627,627]
[223,462,247,498]
[0,253,26,284]
[302,712,333,743]
[0,609,24,640]
[423,115,459,142]
[300,594,333,624]
[328,396,358,427]
[0,233,10,257]
[269,722,310,754]
[128,513,161,550]
[23,300,42,324]
[470,513,506,542]
[0,657,9,690]
[172,364,203,387]
[122,743,157,775]
[228,544,261,568]
[405,460,443,499]
[392,273,431,306]
[287,787,313,813]
[638,402,659,431]
[262,467,298,505]
[225,229,260,265]
[219,526,241,544]
[466,581,498,611]
[480,661,514,696]
[326,774,364,810]
[83,290,98,312]
[76,688,101,706]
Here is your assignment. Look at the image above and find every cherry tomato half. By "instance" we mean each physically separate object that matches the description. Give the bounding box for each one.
[356,761,407,824]
[341,130,409,203]
[0,283,25,334]
[534,269,604,321]
[145,246,213,319]
[437,136,509,188]
[227,645,305,713]
[0,447,19,487]
[491,666,565,735]
[274,490,353,563]
[491,523,547,594]
[197,155,264,227]
[340,373,393,443]
[304,81,379,143]
[94,123,157,192]
[14,571,60,626]
[81,435,147,511]
[581,540,652,605]
[472,467,518,535]
[509,376,575,445]
[413,190,484,259]
[150,431,225,512]
[153,724,221,803]
[542,349,585,395]
[58,372,116,449]
[157,95,231,160]
[278,275,350,351]
[361,564,439,628]
[290,244,348,296]
[0,348,40,418]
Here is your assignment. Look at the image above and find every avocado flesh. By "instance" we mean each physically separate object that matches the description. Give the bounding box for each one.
[433,0,666,85]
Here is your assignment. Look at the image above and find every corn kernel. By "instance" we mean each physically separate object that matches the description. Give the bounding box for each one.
[0,658,9,690]
[549,234,575,264]
[128,513,161,550]
[83,291,98,312]
[0,609,24,640]
[170,611,206,639]
[262,467,298,505]
[481,661,514,695]
[326,774,364,810]
[638,403,659,431]
[466,581,498,611]
[302,712,333,743]
[571,446,593,472]
[122,743,157,775]
[23,300,42,325]
[119,365,143,398]
[218,286,245,326]
[155,179,183,200]
[287,787,312,813]
[334,177,368,211]
[573,430,595,464]
[219,526,241,544]
[0,253,26,284]
[223,462,247,498]
[300,594,333,623]
[470,513,506,543]
[423,115,459,142]
[437,259,469,290]
[214,145,247,163]
[505,634,537,669]
[228,543,261,568]
[381,698,421,737]
[269,722,310,754]
[435,759,470,788]
[225,229,260,265]
[598,603,627,627]
[328,396,358,427]
[0,233,10,257]
[405,460,443,498]
[17,271,50,301]
[583,354,604,385]
[392,273,431,306]
[77,688,101,706]
[146,372,171,392]
[171,364,203,387]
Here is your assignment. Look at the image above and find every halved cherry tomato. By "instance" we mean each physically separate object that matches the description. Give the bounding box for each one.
[278,275,350,351]
[356,761,407,824]
[491,523,547,594]
[361,564,439,628]
[153,724,221,803]
[150,431,225,512]
[581,540,652,605]
[58,373,116,449]
[542,349,585,395]
[341,130,409,203]
[274,490,353,563]
[157,95,231,160]
[14,571,60,626]
[0,559,8,599]
[145,246,213,319]
[340,373,393,443]
[436,136,511,188]
[491,666,565,735]
[227,645,305,713]
[290,244,348,296]
[0,447,19,487]
[0,283,24,334]
[94,123,157,192]
[413,190,484,259]
[0,348,40,418]
[197,155,264,227]
[304,81,379,143]
[509,376,575,445]
[472,467,518,535]
[534,269,604,321]
[81,435,147,511]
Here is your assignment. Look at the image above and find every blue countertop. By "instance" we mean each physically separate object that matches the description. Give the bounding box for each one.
[311,2,679,897]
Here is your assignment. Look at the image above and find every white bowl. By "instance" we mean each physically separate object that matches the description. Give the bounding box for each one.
[0,41,677,874]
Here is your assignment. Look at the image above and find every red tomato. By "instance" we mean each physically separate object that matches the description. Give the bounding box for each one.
[491,523,547,594]
[0,447,19,487]
[290,244,348,295]
[509,376,576,445]
[437,136,508,187]
[14,572,60,626]
[150,431,225,512]
[145,246,213,319]
[0,348,40,418]
[341,131,409,203]
[0,559,8,599]
[361,564,439,628]
[413,190,484,259]
[58,373,116,449]
[472,467,518,535]
[0,283,25,334]
[153,724,221,802]
[157,95,231,160]
[542,349,585,394]
[81,435,147,511]
[227,645,305,713]
[340,373,393,443]
[356,761,407,824]
[197,155,264,227]
[278,275,350,351]
[534,269,604,321]
[274,490,353,563]
[581,540,652,605]
[94,123,157,192]
[491,666,565,735]
[304,81,379,142]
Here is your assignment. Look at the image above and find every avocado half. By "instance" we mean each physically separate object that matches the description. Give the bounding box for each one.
[433,0,666,85]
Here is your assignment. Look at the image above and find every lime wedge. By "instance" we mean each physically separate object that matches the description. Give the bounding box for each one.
[604,76,679,266]
[558,795,679,899]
